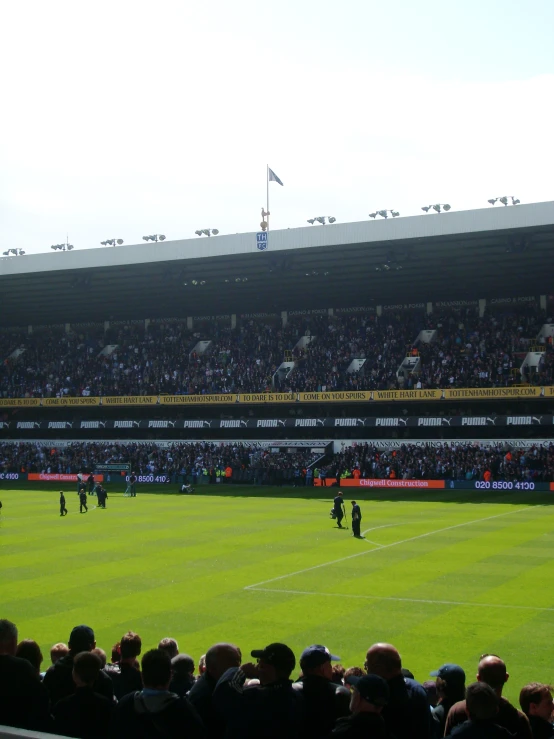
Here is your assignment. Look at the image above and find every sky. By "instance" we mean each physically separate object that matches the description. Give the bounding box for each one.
[1,0,553,255]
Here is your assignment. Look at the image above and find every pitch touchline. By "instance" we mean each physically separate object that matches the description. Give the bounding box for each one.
[247,587,554,613]
[244,505,540,590]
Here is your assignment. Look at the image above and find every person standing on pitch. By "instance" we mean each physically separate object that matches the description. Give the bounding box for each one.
[333,491,346,528]
[129,472,137,497]
[351,500,362,538]
[79,489,88,514]
[59,491,68,517]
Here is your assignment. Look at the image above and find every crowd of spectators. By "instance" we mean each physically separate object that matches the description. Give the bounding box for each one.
[1,618,552,738]
[2,441,554,483]
[1,306,553,399]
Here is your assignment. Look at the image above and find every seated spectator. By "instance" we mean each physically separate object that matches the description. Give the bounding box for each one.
[188,642,241,738]
[445,655,532,738]
[343,666,365,688]
[109,648,205,738]
[15,638,43,677]
[92,647,107,668]
[365,642,432,739]
[50,641,69,665]
[158,637,179,659]
[198,653,206,676]
[170,653,196,697]
[52,651,114,739]
[105,630,143,700]
[519,683,554,739]
[43,624,114,706]
[423,680,439,708]
[213,641,305,739]
[331,673,390,738]
[450,682,514,738]
[0,619,51,732]
[430,663,466,736]
[292,644,350,738]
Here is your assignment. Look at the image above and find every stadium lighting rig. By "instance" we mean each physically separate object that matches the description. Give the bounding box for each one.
[422,203,451,213]
[307,216,336,225]
[143,234,166,242]
[195,229,219,237]
[100,238,124,246]
[305,270,330,277]
[51,243,74,251]
[488,196,520,206]
[183,279,207,286]
[369,210,400,219]
[2,248,25,256]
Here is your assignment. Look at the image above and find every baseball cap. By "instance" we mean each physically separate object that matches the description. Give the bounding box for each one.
[430,663,466,684]
[348,674,389,706]
[251,643,295,673]
[300,644,341,669]
[69,625,95,650]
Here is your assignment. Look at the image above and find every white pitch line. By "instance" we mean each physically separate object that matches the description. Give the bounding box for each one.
[244,505,540,590]
[248,587,554,613]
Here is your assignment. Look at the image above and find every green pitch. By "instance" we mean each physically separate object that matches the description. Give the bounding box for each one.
[2,485,554,700]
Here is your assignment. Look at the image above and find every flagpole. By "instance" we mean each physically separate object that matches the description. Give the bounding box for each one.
[266,163,270,232]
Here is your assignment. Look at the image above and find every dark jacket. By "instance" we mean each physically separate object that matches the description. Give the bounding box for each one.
[52,686,113,739]
[105,662,143,700]
[451,718,515,738]
[44,652,114,707]
[0,654,52,732]
[169,673,196,698]
[331,711,388,738]
[188,672,227,739]
[381,674,432,739]
[109,689,205,739]
[528,716,554,739]
[446,697,532,739]
[213,667,305,739]
[292,674,350,738]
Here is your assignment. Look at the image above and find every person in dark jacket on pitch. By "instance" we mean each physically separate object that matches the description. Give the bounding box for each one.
[365,642,432,739]
[519,683,554,739]
[213,642,305,739]
[430,663,466,737]
[351,500,362,538]
[109,649,205,739]
[43,625,114,707]
[451,682,515,739]
[169,654,196,697]
[52,651,113,739]
[188,642,241,739]
[79,489,88,513]
[60,491,68,516]
[331,673,390,738]
[332,492,346,528]
[293,644,350,739]
[104,630,142,701]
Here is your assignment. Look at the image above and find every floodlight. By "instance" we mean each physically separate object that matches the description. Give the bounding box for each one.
[512,198,520,205]
[2,251,8,256]
[391,211,400,218]
[328,217,336,224]
[369,213,377,218]
[443,204,451,211]
[117,238,124,245]
[195,230,203,236]
[212,229,219,235]
[421,206,431,212]
[159,235,166,241]
[307,219,316,225]
[499,196,508,206]
[488,199,497,205]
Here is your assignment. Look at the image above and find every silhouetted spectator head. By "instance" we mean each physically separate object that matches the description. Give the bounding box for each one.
[431,663,466,703]
[91,648,106,668]
[332,664,346,684]
[465,682,499,721]
[251,642,296,684]
[401,667,415,680]
[198,654,206,675]
[344,667,365,688]
[158,637,179,659]
[15,640,43,674]
[365,643,402,680]
[300,644,341,681]
[477,655,508,695]
[110,642,121,664]
[50,642,69,664]
[519,683,554,721]
[142,649,172,690]
[423,680,438,707]
[72,651,102,688]
[120,631,142,660]
[204,643,241,681]
[0,619,18,656]
[171,653,195,678]
[68,625,95,655]
[348,674,389,714]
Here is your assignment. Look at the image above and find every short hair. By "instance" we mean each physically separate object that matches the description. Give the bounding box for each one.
[332,664,345,683]
[466,682,499,721]
[50,643,69,664]
[519,683,554,715]
[16,640,43,671]
[92,648,107,668]
[158,638,179,659]
[120,631,142,659]
[344,667,365,686]
[198,654,206,674]
[142,649,171,688]
[73,651,102,685]
[111,642,121,663]
[171,654,195,676]
[0,619,17,647]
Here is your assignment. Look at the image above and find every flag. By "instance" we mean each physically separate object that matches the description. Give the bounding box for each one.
[268,168,284,186]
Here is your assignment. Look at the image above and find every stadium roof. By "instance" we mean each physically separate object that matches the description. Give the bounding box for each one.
[1,201,553,327]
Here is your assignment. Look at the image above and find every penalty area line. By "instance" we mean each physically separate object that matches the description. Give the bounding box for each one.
[244,504,541,591]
